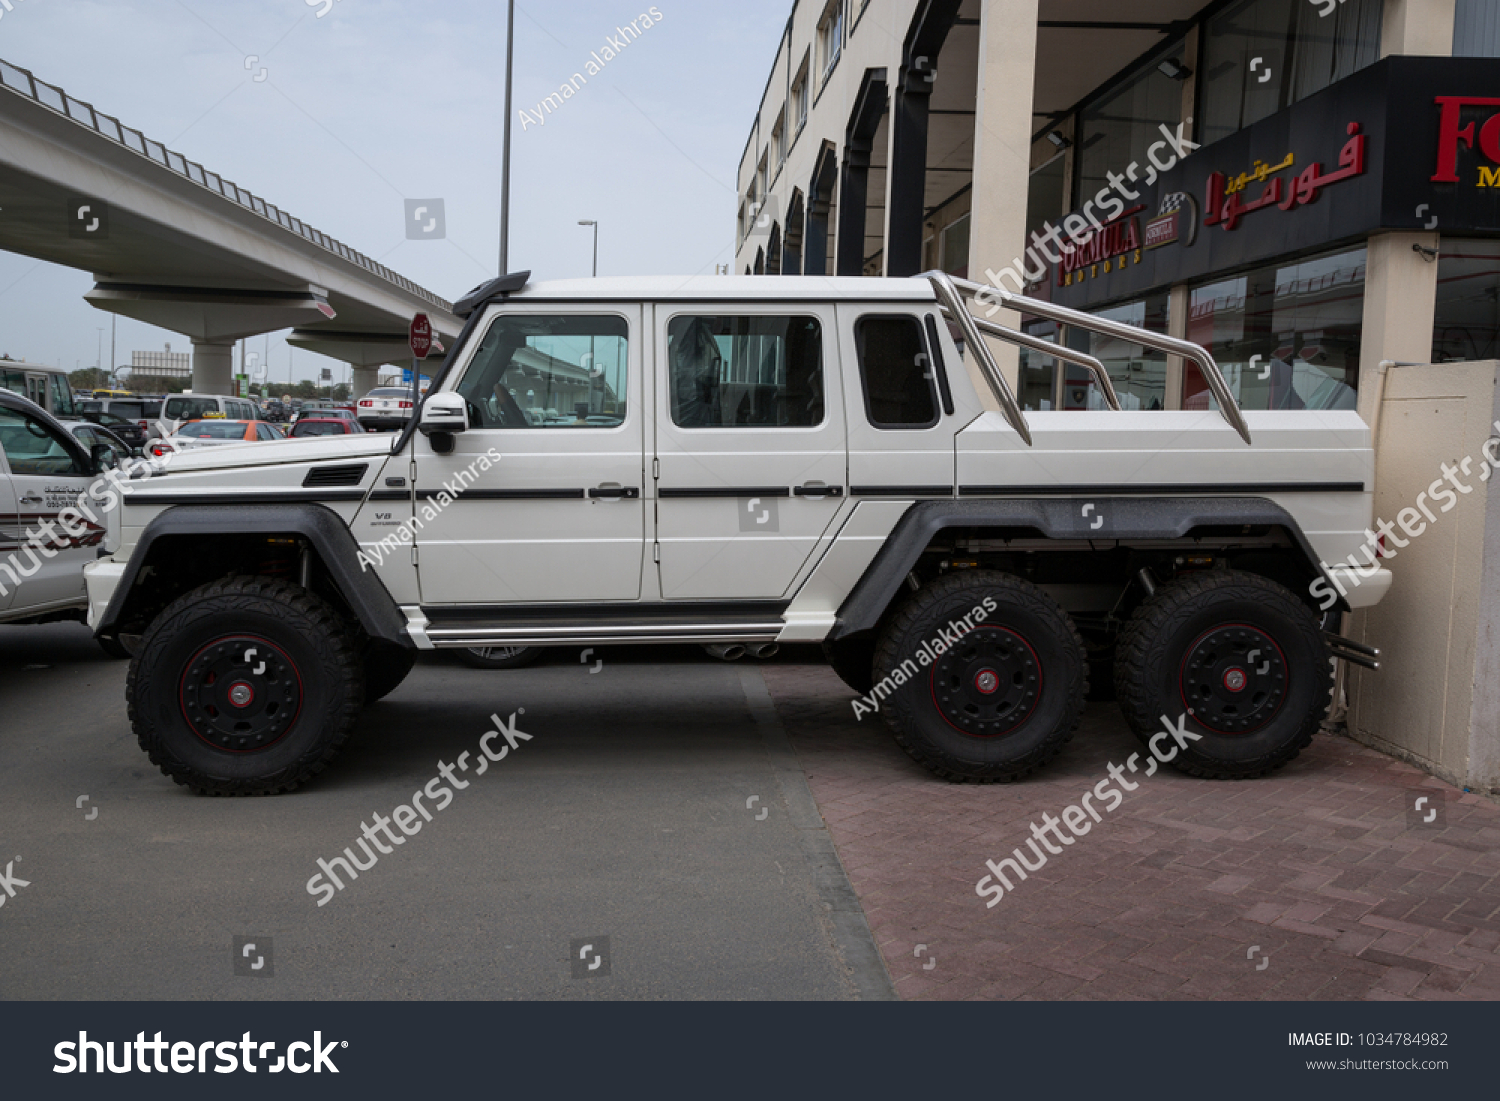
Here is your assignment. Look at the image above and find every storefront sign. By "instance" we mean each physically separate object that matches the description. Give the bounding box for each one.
[1045,56,1500,313]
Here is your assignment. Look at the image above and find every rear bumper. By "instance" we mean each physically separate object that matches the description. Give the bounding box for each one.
[1327,565,1392,609]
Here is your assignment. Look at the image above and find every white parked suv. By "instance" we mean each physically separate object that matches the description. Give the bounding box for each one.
[149,394,261,440]
[85,271,1387,795]
[0,388,132,657]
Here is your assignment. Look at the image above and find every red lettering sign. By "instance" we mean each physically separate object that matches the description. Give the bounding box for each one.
[1431,96,1500,182]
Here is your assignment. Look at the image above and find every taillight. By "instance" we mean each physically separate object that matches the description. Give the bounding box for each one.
[359,400,373,408]
[149,441,174,457]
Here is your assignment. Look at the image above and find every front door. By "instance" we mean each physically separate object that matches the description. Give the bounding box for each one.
[413,305,646,606]
[0,405,100,610]
[652,304,847,601]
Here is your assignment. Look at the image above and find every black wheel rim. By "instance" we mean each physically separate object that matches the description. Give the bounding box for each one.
[179,635,304,752]
[1178,623,1288,734]
[929,626,1042,737]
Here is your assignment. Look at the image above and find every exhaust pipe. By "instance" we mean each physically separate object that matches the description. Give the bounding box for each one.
[749,642,780,660]
[704,643,746,662]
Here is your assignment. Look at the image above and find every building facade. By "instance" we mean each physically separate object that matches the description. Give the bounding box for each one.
[736,0,1500,424]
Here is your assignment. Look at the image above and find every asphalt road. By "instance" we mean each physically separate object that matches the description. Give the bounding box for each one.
[0,624,891,1001]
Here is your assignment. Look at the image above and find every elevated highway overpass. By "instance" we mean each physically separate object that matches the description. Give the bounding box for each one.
[0,57,462,396]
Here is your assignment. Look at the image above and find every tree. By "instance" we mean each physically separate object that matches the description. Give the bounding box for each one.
[70,367,109,390]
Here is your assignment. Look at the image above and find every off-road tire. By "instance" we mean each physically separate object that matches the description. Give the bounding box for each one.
[127,576,364,796]
[455,645,543,670]
[363,639,416,703]
[823,635,875,695]
[872,570,1088,783]
[1114,570,1332,779]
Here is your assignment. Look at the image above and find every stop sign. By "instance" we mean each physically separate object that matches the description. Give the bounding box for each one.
[408,313,433,360]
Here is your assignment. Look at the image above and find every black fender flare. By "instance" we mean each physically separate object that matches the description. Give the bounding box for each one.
[828,496,1349,639]
[96,503,409,646]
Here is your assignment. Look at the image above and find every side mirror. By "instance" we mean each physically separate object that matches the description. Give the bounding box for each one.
[90,443,116,474]
[419,393,468,435]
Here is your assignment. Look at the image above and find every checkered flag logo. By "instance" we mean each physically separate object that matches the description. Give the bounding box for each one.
[1159,192,1190,216]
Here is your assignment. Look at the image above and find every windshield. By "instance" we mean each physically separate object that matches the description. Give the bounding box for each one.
[292,421,345,436]
[178,421,249,439]
[165,397,222,421]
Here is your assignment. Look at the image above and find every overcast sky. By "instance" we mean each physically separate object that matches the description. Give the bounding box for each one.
[0,0,784,384]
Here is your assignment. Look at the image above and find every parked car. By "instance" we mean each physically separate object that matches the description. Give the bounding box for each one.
[147,419,284,455]
[355,387,417,430]
[66,420,136,465]
[0,388,129,657]
[260,400,290,423]
[80,409,149,451]
[287,417,364,438]
[149,395,262,440]
[86,271,1391,795]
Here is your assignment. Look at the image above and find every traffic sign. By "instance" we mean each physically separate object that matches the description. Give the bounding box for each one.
[409,313,433,360]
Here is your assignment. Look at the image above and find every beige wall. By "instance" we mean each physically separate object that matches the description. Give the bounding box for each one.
[1346,360,1500,795]
[1381,0,1457,58]
[1356,231,1442,423]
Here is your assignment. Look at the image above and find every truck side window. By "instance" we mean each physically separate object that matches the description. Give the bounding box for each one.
[0,408,87,476]
[457,314,628,428]
[667,315,823,428]
[854,315,938,429]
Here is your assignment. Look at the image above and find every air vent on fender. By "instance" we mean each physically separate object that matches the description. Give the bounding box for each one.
[302,464,369,489]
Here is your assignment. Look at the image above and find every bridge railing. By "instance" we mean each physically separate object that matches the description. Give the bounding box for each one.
[0,58,452,314]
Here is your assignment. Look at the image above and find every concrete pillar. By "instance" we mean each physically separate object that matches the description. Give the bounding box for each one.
[1381,0,1456,58]
[1165,284,1190,409]
[351,366,379,402]
[1357,231,1441,423]
[967,0,1040,402]
[838,71,889,277]
[887,72,934,278]
[190,339,234,395]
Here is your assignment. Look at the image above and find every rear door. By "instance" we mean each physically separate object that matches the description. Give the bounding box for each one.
[0,405,99,610]
[652,303,847,601]
[0,463,17,611]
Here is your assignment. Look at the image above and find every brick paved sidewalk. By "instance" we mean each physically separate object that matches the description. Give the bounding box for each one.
[761,663,1500,1001]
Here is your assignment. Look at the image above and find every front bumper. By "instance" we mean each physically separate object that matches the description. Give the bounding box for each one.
[83,557,127,631]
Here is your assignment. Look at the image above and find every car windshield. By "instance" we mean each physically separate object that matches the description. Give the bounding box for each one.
[292,422,345,436]
[107,400,159,420]
[178,421,250,439]
[165,397,222,421]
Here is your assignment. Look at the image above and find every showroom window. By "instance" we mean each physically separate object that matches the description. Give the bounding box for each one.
[1075,46,1186,209]
[1186,246,1365,412]
[1061,295,1171,411]
[1454,0,1500,57]
[1199,0,1383,147]
[1433,241,1500,363]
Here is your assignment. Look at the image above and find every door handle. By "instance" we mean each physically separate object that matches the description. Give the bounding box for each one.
[793,484,843,499]
[19,493,44,505]
[588,486,640,500]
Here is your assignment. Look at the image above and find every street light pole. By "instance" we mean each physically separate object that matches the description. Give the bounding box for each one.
[499,0,515,276]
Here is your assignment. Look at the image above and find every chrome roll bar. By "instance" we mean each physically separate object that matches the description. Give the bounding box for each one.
[922,271,1253,446]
